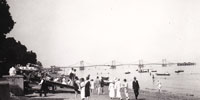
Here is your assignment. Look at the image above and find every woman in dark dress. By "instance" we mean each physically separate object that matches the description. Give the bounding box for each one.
[73,76,80,99]
[100,77,105,94]
[85,76,91,100]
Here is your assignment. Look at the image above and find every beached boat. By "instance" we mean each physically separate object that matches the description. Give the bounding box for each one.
[175,70,184,73]
[101,77,109,86]
[156,72,170,76]
[101,76,109,80]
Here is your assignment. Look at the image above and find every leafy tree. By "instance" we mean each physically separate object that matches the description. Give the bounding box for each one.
[0,0,38,77]
[0,0,15,36]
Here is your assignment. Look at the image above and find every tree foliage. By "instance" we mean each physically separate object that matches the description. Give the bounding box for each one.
[0,0,38,77]
[0,0,15,36]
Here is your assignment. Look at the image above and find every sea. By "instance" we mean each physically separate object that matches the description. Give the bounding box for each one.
[60,64,200,97]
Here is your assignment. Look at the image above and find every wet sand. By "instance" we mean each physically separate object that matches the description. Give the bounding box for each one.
[10,86,200,100]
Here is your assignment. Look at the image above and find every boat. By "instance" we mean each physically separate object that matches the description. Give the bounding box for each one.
[156,72,170,76]
[175,70,184,73]
[177,62,196,66]
[101,76,109,80]
[101,77,109,86]
[148,69,157,72]
[125,71,131,74]
[138,69,149,73]
[150,69,157,72]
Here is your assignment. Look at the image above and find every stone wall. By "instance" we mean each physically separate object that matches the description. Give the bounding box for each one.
[0,80,10,100]
[3,75,24,96]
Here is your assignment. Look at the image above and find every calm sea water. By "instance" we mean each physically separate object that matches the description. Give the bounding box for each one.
[60,64,200,97]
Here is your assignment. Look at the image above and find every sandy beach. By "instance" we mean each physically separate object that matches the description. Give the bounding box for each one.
[10,86,200,100]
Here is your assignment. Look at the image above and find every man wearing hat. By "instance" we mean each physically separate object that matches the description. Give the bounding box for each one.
[132,77,140,99]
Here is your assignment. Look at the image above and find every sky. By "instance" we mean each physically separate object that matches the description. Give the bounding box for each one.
[6,0,200,67]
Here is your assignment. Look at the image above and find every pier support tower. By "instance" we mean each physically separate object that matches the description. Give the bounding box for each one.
[138,59,144,68]
[79,61,85,70]
[162,59,167,67]
[110,60,116,69]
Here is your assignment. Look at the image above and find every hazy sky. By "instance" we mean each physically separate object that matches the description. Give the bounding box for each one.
[7,0,200,67]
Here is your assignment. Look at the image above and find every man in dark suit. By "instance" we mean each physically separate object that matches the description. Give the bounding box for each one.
[132,77,140,99]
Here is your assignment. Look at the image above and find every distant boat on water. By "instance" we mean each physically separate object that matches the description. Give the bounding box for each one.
[125,71,131,74]
[150,69,157,72]
[138,69,149,73]
[175,70,184,73]
[177,62,195,66]
[156,72,170,76]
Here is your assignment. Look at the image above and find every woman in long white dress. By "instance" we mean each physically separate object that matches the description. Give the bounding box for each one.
[108,80,115,99]
[123,79,129,100]
[80,78,85,100]
[115,79,122,100]
[157,80,162,93]
[90,79,95,93]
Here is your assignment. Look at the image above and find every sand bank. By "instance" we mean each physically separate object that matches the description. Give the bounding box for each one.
[11,86,200,100]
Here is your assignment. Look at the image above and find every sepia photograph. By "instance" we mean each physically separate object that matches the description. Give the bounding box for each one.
[0,0,200,100]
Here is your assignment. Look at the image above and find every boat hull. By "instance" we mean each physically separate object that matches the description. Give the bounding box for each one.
[156,73,170,76]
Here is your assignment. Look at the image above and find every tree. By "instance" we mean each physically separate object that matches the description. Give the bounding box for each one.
[0,0,38,77]
[0,0,15,36]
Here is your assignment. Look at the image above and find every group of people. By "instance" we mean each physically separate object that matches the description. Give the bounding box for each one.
[73,75,107,100]
[108,77,140,100]
[38,67,142,100]
[38,68,141,100]
[69,74,140,100]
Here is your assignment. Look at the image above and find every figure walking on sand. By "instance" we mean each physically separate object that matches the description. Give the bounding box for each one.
[90,79,95,94]
[80,78,85,100]
[108,80,115,99]
[100,77,105,94]
[132,77,140,99]
[157,80,162,93]
[39,76,48,97]
[95,76,101,95]
[85,76,91,100]
[123,79,129,100]
[115,78,122,100]
[73,76,80,99]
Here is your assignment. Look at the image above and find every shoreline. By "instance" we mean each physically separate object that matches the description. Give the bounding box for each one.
[11,86,200,100]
